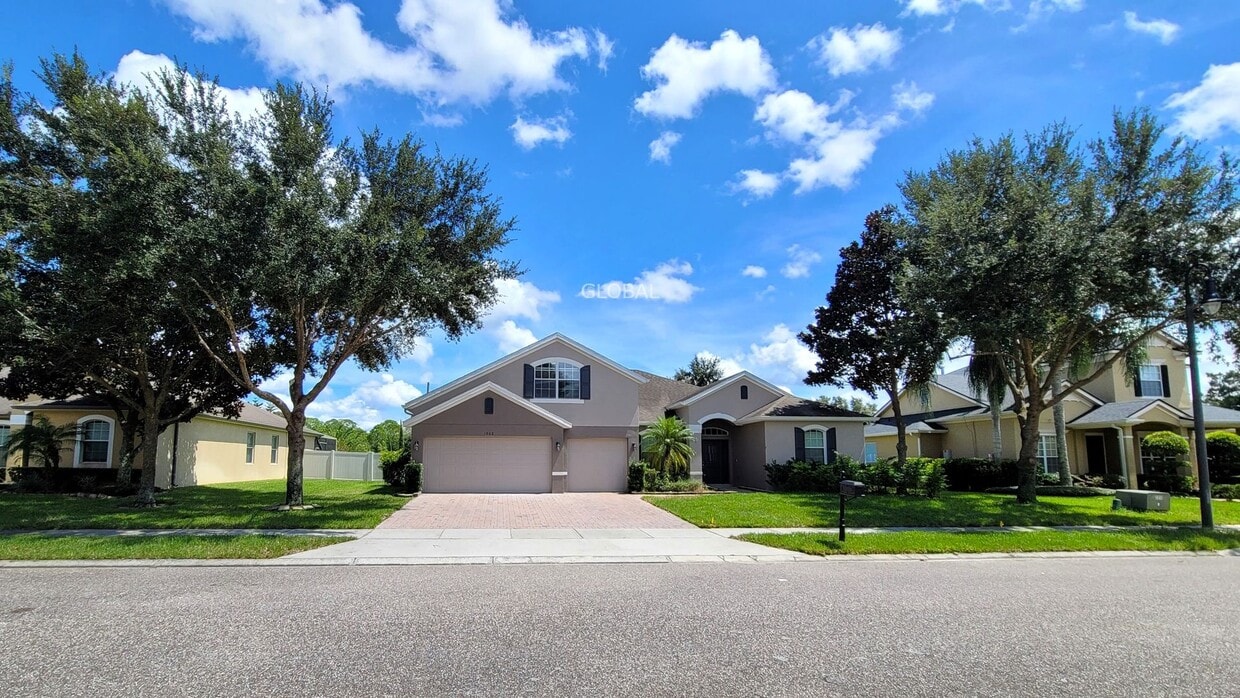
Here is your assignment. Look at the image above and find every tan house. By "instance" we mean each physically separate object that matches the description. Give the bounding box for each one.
[863,333,1240,485]
[2,396,324,488]
[402,333,870,493]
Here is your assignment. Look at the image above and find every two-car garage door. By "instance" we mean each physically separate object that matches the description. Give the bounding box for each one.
[422,437,552,493]
[420,436,629,493]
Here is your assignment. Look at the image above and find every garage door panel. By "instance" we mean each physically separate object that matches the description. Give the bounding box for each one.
[566,438,628,492]
[423,437,551,493]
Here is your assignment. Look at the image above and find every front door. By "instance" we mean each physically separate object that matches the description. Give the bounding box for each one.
[1085,434,1108,474]
[702,439,730,484]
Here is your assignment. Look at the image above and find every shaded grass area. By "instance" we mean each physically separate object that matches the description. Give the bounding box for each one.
[645,491,1240,528]
[0,534,352,560]
[0,480,406,530]
[739,529,1240,556]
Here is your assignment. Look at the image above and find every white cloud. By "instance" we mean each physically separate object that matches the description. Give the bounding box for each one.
[756,284,776,300]
[893,81,936,114]
[746,324,817,377]
[634,30,777,119]
[1123,12,1180,45]
[900,0,1011,16]
[1018,0,1083,29]
[781,244,823,279]
[694,350,746,378]
[510,114,572,149]
[753,87,932,193]
[488,278,561,322]
[741,265,767,278]
[648,131,683,164]
[494,319,538,353]
[405,338,434,365]
[731,169,782,199]
[114,50,267,121]
[589,260,701,303]
[160,0,600,106]
[303,373,423,428]
[808,23,902,77]
[1166,63,1240,139]
[594,30,615,71]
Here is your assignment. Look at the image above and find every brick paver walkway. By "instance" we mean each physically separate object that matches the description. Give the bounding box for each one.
[376,493,696,529]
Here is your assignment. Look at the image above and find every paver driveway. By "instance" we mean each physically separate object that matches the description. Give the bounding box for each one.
[377,493,695,529]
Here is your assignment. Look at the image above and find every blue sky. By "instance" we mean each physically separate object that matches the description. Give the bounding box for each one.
[7,1,1240,426]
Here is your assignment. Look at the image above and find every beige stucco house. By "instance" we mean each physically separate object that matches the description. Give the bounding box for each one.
[1,396,324,488]
[402,333,870,493]
[863,333,1240,485]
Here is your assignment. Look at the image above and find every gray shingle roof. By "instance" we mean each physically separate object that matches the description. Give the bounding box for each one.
[635,371,704,424]
[1067,399,1185,427]
[864,420,947,437]
[739,395,869,420]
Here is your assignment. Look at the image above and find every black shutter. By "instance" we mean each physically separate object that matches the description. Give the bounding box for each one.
[1133,372,1143,398]
[580,365,591,400]
[794,427,806,462]
[522,364,534,399]
[1160,365,1171,398]
[826,428,838,464]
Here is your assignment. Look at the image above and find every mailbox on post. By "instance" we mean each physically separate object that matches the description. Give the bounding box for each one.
[838,480,867,542]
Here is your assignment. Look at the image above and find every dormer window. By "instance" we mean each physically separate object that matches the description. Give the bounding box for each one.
[1135,365,1169,398]
[740,385,749,400]
[534,361,581,399]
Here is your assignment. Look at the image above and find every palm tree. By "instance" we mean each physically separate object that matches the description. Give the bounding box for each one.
[7,416,80,468]
[640,416,695,479]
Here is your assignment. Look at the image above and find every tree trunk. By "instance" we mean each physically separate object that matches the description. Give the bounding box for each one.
[134,411,161,507]
[1016,415,1041,504]
[991,400,1002,462]
[890,393,908,469]
[1053,402,1070,485]
[114,419,137,490]
[285,410,306,507]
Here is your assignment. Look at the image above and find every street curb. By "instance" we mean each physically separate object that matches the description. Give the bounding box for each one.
[0,548,1233,568]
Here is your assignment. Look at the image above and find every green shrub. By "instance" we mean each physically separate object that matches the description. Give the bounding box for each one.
[942,458,1018,491]
[627,461,646,493]
[1081,473,1127,489]
[380,449,412,486]
[923,460,946,499]
[654,479,707,493]
[1212,483,1240,500]
[404,462,423,493]
[1206,431,1240,484]
[1140,431,1192,493]
[985,485,1116,497]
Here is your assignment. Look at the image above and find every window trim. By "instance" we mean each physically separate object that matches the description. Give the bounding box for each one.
[245,431,256,464]
[270,434,279,464]
[1036,433,1060,474]
[530,357,584,402]
[803,427,828,464]
[1137,363,1165,398]
[74,414,116,467]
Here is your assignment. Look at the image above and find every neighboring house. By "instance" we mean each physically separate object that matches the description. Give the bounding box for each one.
[401,333,869,493]
[864,332,1240,485]
[1,396,323,488]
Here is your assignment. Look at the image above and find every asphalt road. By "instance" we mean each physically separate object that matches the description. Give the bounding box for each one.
[2,556,1237,697]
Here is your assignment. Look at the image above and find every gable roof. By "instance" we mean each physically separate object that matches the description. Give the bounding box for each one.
[735,395,871,424]
[1066,398,1187,428]
[403,381,572,429]
[403,333,647,413]
[14,396,321,434]
[635,371,704,424]
[666,371,787,410]
[864,421,947,438]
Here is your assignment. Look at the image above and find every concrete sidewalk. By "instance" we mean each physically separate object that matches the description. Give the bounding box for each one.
[282,527,809,564]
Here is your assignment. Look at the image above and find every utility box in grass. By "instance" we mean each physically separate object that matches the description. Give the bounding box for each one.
[1115,489,1170,512]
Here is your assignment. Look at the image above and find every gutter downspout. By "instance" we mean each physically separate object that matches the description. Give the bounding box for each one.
[169,422,180,489]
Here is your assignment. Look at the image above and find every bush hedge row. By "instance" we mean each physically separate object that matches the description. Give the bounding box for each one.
[765,456,946,498]
[4,466,141,494]
[627,461,704,493]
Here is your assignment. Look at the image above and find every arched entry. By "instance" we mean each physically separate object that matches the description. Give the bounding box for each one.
[701,418,732,485]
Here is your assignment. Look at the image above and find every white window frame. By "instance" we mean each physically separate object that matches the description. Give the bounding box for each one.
[531,358,583,402]
[1036,434,1060,474]
[1137,364,1164,397]
[270,434,279,464]
[803,428,828,464]
[245,432,256,464]
[74,414,116,467]
[864,442,878,464]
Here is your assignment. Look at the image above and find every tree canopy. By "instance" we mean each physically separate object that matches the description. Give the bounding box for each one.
[1206,370,1240,411]
[900,110,1237,502]
[674,355,724,386]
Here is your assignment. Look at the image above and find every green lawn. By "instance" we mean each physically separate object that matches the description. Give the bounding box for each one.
[0,533,352,560]
[739,529,1240,556]
[0,479,407,530]
[645,491,1240,528]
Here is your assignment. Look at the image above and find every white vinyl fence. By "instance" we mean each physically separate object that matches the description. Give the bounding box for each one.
[303,450,383,482]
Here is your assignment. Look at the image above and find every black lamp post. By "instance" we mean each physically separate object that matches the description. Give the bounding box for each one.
[1186,278,1228,530]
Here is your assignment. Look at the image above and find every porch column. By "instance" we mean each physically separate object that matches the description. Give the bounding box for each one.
[1121,426,1139,488]
[687,423,703,482]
